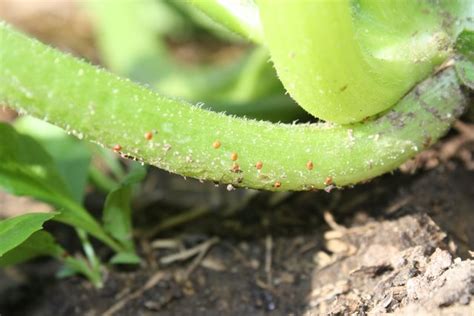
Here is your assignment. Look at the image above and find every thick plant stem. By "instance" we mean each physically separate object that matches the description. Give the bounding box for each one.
[257,0,471,123]
[0,24,470,191]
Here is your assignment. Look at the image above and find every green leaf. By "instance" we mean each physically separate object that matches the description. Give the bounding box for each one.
[0,212,55,258]
[0,123,121,251]
[103,163,146,256]
[109,252,141,265]
[14,116,91,203]
[0,230,63,266]
[0,123,74,202]
[120,162,147,186]
[0,227,103,287]
[60,256,103,288]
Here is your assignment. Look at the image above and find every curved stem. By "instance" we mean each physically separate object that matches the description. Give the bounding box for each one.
[257,0,471,123]
[0,24,469,191]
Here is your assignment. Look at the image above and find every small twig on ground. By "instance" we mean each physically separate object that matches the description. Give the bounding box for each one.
[139,238,157,269]
[454,121,474,139]
[384,196,413,215]
[401,120,474,172]
[182,238,218,280]
[103,271,168,316]
[323,210,346,231]
[221,242,259,269]
[151,238,183,250]
[160,237,219,265]
[439,121,474,161]
[298,240,320,255]
[265,235,273,288]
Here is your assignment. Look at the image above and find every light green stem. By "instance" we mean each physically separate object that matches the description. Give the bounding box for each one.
[257,0,471,123]
[75,228,103,287]
[0,24,470,191]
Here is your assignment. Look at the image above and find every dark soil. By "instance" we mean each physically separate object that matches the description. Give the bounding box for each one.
[1,126,474,316]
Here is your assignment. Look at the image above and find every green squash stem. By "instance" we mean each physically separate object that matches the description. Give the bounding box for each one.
[0,23,470,191]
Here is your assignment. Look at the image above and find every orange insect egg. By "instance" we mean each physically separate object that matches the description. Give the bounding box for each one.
[144,131,153,140]
[274,181,281,188]
[324,176,333,186]
[230,152,238,161]
[212,140,221,149]
[113,144,122,152]
[306,160,314,170]
[255,161,263,170]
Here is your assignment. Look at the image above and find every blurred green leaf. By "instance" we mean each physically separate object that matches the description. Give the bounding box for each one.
[0,123,121,251]
[0,123,74,202]
[14,116,91,203]
[109,252,141,265]
[103,164,146,259]
[59,255,103,288]
[1,224,103,287]
[0,212,55,258]
[0,229,62,266]
[121,163,147,186]
[86,0,168,76]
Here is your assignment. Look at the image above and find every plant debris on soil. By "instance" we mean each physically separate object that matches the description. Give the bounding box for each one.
[1,125,473,315]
